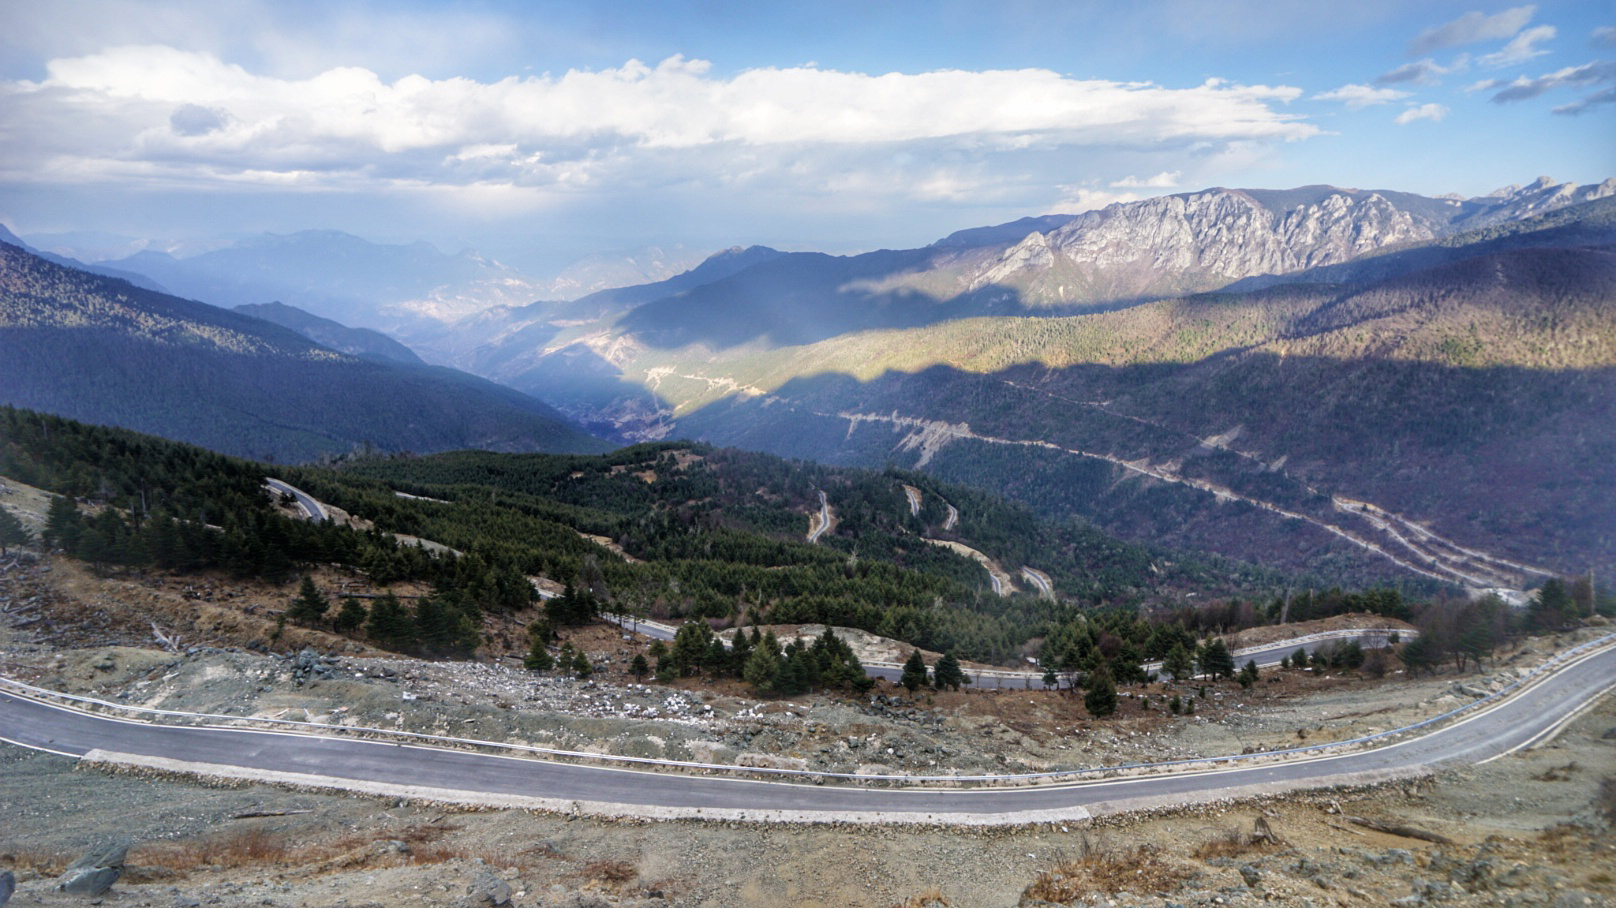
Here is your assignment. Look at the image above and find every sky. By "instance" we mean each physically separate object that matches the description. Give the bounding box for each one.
[1,0,1612,274]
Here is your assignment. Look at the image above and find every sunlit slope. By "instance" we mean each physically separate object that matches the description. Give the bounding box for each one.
[660,244,1616,583]
[632,245,1616,415]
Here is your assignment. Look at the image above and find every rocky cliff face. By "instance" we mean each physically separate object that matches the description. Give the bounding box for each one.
[1467,175,1616,226]
[967,178,1614,305]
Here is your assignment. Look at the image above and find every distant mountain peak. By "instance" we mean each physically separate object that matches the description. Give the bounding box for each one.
[104,229,548,329]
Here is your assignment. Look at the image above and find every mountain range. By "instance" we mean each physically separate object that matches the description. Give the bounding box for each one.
[415,177,1615,589]
[234,302,425,365]
[15,229,710,336]
[5,176,1611,590]
[96,230,546,330]
[0,240,607,462]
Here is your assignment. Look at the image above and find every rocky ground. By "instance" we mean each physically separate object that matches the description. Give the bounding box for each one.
[2,483,1615,906]
[0,554,1462,780]
[0,696,1612,908]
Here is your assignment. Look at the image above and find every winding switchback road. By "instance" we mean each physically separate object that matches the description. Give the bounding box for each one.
[3,636,1612,825]
[265,479,326,522]
[806,490,832,543]
[1020,567,1053,598]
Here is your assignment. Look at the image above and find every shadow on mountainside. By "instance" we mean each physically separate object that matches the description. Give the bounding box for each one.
[616,249,1147,350]
[669,354,1616,585]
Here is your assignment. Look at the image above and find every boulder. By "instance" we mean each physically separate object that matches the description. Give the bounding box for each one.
[290,648,339,685]
[55,839,129,896]
[465,867,513,907]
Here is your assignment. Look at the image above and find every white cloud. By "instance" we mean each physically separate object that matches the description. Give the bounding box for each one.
[1554,87,1616,114]
[1409,6,1537,54]
[1477,24,1556,67]
[1591,26,1616,47]
[0,46,1318,198]
[1375,59,1454,86]
[1111,171,1181,188]
[1395,103,1449,124]
[1314,83,1411,109]
[1049,185,1142,213]
[1485,61,1616,103]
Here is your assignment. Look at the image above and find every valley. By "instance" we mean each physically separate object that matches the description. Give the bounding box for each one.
[289,184,1610,592]
[3,175,1613,908]
[6,4,1615,906]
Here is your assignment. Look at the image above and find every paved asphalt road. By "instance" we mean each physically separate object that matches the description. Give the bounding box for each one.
[264,479,326,522]
[3,639,1612,822]
[807,490,831,543]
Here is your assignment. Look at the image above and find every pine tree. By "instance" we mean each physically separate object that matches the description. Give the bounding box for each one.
[43,495,82,550]
[332,597,367,634]
[900,650,929,693]
[1084,665,1118,718]
[287,575,329,626]
[571,649,594,678]
[1400,634,1437,676]
[728,628,754,676]
[0,508,31,554]
[524,636,554,671]
[1162,643,1193,682]
[1530,578,1577,631]
[933,652,966,691]
[1197,638,1236,680]
[669,621,716,677]
[629,653,650,680]
[774,649,813,695]
[365,592,415,652]
[743,643,781,692]
[705,638,729,676]
[1237,659,1259,689]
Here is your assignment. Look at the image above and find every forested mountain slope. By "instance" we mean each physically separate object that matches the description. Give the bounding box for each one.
[4,408,1372,667]
[408,184,1614,589]
[666,243,1616,585]
[0,242,609,462]
[235,302,426,365]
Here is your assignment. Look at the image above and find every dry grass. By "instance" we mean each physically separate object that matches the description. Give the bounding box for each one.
[562,857,639,894]
[135,827,290,873]
[577,858,637,884]
[67,819,529,881]
[1192,829,1279,861]
[1191,817,1284,860]
[1533,762,1579,782]
[1023,837,1194,902]
[1599,775,1616,824]
[0,846,72,878]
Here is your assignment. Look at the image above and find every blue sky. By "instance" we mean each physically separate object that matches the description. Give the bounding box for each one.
[2,0,1611,274]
